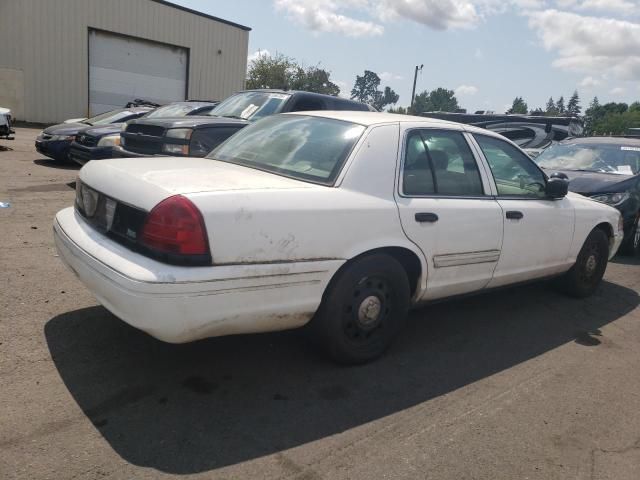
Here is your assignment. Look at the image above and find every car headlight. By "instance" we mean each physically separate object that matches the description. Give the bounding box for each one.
[97,134,121,147]
[165,128,193,140]
[50,134,75,141]
[591,192,630,206]
[120,123,128,132]
[162,143,189,155]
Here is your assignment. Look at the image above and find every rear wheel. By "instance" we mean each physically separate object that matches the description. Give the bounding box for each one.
[558,228,609,298]
[309,254,410,364]
[619,215,639,256]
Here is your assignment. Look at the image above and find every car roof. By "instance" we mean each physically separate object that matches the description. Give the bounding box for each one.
[560,136,640,146]
[162,101,217,107]
[239,89,369,104]
[283,110,492,133]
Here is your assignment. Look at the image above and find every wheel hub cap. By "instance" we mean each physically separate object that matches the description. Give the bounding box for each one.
[358,295,382,328]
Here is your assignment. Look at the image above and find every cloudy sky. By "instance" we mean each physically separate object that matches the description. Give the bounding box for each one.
[174,0,640,113]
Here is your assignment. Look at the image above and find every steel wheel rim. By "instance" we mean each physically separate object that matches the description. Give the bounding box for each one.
[579,242,600,284]
[343,275,392,344]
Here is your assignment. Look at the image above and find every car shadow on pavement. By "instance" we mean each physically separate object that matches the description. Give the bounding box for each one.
[33,158,79,170]
[611,255,640,266]
[45,280,639,474]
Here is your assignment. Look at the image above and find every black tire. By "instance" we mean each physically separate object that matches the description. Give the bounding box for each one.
[308,254,411,365]
[618,215,639,256]
[558,228,609,298]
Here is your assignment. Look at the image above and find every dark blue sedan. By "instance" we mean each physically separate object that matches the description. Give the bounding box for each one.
[35,107,152,162]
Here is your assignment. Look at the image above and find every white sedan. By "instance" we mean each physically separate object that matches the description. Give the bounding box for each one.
[54,112,624,364]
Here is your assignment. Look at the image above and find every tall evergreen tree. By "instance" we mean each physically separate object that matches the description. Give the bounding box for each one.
[567,90,581,116]
[584,96,602,135]
[507,97,528,114]
[556,96,566,114]
[545,97,558,116]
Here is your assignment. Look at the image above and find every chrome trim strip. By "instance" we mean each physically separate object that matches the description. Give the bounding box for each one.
[433,250,501,268]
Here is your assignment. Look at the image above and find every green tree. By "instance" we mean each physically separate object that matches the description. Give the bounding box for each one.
[507,97,528,114]
[373,86,399,111]
[291,65,340,96]
[592,110,640,135]
[246,52,296,90]
[351,70,399,110]
[556,96,566,115]
[545,97,559,116]
[387,105,408,114]
[583,96,602,135]
[246,53,341,95]
[629,102,640,113]
[567,90,581,116]
[412,88,459,114]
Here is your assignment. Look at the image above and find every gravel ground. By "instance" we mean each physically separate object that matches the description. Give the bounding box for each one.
[1,128,639,480]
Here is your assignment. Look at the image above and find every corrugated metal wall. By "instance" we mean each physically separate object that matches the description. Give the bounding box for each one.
[0,0,249,123]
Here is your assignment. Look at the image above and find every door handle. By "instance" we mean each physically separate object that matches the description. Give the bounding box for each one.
[415,212,439,223]
[506,211,524,220]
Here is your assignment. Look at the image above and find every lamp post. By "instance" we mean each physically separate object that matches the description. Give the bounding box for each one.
[410,64,424,114]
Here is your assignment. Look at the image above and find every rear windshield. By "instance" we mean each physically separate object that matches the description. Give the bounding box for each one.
[207,115,365,185]
[145,104,199,118]
[208,92,291,121]
[84,109,136,125]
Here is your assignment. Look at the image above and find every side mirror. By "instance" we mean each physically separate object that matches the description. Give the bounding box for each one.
[550,171,569,180]
[546,177,569,199]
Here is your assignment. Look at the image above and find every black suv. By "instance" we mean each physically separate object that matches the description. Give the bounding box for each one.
[116,90,374,158]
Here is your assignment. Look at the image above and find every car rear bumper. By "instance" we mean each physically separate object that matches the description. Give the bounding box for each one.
[54,207,342,343]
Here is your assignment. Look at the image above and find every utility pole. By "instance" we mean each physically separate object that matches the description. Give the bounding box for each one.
[410,64,424,114]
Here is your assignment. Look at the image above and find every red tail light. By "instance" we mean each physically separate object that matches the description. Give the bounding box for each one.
[140,195,210,261]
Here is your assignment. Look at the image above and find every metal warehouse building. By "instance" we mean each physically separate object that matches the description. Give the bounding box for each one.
[0,0,250,123]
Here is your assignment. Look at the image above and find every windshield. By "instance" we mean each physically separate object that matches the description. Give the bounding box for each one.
[208,92,290,121]
[144,104,198,118]
[207,115,366,185]
[534,143,640,175]
[84,109,135,126]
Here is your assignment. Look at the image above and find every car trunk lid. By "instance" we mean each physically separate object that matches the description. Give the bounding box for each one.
[79,157,315,211]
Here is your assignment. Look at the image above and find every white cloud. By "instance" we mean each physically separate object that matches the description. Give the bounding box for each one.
[334,80,351,97]
[375,0,481,30]
[610,86,626,95]
[455,84,479,96]
[273,0,551,36]
[379,71,404,81]
[527,9,640,82]
[247,49,271,64]
[274,0,384,37]
[579,76,601,88]
[556,0,638,14]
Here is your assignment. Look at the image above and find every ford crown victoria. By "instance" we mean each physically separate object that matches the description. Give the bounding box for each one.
[54,112,624,364]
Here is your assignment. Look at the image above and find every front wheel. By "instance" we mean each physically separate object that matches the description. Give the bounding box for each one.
[557,228,609,298]
[309,254,411,365]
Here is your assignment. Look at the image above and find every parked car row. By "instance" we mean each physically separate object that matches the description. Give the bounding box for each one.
[69,101,219,165]
[54,111,626,364]
[35,90,373,165]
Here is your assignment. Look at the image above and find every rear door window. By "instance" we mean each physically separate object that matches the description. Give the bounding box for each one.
[403,130,485,197]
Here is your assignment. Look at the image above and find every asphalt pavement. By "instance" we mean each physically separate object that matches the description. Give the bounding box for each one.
[1,128,639,479]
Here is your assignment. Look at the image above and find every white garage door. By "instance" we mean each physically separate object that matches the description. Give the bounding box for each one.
[89,29,188,116]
